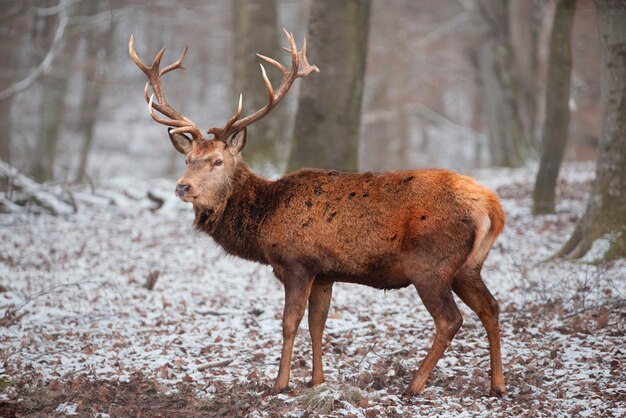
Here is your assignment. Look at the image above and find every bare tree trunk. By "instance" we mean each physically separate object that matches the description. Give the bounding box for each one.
[287,0,371,172]
[532,0,576,215]
[474,0,528,167]
[361,78,392,172]
[31,2,80,182]
[394,92,411,169]
[0,3,25,166]
[509,0,544,148]
[75,2,116,182]
[470,57,485,166]
[0,99,11,165]
[233,0,288,169]
[390,52,411,170]
[559,1,626,261]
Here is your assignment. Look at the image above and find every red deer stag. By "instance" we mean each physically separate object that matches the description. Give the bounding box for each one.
[129,30,506,397]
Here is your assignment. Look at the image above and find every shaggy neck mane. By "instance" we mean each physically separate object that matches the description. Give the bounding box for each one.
[193,162,275,264]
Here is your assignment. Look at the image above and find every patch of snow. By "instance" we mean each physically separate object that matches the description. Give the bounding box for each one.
[54,402,78,415]
[580,231,622,263]
[0,161,624,416]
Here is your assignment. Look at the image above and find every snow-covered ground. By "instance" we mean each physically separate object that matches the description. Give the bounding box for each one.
[1,162,624,417]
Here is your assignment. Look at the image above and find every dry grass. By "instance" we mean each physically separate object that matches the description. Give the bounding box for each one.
[294,383,366,415]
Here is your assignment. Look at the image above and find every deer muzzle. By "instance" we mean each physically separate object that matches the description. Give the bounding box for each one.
[175,183,191,198]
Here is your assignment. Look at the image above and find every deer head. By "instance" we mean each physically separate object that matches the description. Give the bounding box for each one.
[129,30,318,210]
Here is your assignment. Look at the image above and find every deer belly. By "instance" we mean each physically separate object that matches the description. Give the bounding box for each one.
[317,269,412,290]
[314,247,413,290]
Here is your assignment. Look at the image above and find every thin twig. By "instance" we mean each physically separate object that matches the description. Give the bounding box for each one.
[63,367,86,378]
[560,298,625,320]
[31,349,67,362]
[370,347,410,359]
[351,340,379,379]
[161,333,181,354]
[195,309,228,316]
[197,359,233,371]
[0,0,68,100]
[12,280,101,314]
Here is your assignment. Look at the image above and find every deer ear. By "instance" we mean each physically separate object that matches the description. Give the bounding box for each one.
[168,129,194,155]
[227,127,247,155]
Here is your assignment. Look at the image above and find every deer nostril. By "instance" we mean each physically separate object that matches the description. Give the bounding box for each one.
[175,184,190,197]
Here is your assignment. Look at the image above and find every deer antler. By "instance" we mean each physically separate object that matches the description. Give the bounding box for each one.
[129,34,204,141]
[208,29,319,142]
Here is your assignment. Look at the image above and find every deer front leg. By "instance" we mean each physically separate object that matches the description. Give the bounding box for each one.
[307,281,333,387]
[272,276,314,394]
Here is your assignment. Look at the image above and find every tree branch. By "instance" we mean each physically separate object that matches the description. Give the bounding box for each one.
[0,0,68,101]
[413,11,470,48]
[0,160,74,215]
[196,359,234,370]
[408,103,484,139]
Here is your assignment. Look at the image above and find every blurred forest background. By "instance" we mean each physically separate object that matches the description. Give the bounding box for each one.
[0,0,604,176]
[0,0,624,258]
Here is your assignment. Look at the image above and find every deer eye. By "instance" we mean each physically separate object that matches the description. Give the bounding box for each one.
[185,158,189,165]
[214,159,223,167]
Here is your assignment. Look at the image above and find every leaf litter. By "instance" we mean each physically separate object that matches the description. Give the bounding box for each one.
[0,163,624,416]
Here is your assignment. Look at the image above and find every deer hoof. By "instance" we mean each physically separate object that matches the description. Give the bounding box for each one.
[490,386,506,397]
[402,388,421,398]
[307,378,325,387]
[270,384,290,395]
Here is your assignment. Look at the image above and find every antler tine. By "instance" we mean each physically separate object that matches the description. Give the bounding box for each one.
[223,93,244,134]
[129,35,203,141]
[208,94,243,138]
[259,64,275,105]
[281,34,318,76]
[148,95,194,128]
[151,48,166,72]
[129,34,149,72]
[143,81,150,103]
[160,47,188,77]
[297,38,320,77]
[284,28,299,75]
[208,29,318,141]
[256,53,286,75]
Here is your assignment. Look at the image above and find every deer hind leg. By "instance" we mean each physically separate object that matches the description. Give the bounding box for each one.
[406,278,463,395]
[452,266,506,397]
[307,281,333,387]
[272,273,315,394]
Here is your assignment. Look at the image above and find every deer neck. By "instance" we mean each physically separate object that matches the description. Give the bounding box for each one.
[193,162,274,264]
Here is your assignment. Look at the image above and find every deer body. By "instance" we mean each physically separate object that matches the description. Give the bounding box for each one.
[130,31,506,397]
[199,163,502,291]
